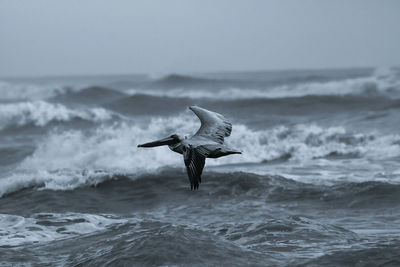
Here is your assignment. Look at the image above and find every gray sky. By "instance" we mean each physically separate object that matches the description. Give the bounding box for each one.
[1,0,399,77]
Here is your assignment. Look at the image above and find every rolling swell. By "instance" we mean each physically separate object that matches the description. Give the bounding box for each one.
[0,219,273,266]
[146,73,275,90]
[121,67,400,100]
[2,171,400,216]
[224,95,400,113]
[64,222,271,267]
[1,171,397,266]
[103,93,400,117]
[38,67,400,118]
[151,73,222,87]
[49,86,127,106]
[146,69,374,90]
[106,94,193,115]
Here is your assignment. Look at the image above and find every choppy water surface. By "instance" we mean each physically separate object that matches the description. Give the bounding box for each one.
[1,68,400,266]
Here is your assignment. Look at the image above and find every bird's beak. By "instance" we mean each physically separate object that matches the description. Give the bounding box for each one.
[137,137,176,148]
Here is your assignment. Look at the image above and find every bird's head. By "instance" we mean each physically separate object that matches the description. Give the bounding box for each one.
[137,134,181,148]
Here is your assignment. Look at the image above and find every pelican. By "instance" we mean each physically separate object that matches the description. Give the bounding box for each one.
[138,106,241,190]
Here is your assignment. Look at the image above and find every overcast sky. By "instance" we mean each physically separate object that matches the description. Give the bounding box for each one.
[0,0,399,77]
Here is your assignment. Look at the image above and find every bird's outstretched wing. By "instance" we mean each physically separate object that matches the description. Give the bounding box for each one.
[183,146,206,190]
[190,106,232,144]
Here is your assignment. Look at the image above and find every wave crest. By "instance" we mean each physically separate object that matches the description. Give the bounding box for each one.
[0,111,398,197]
[0,101,114,129]
[13,115,400,174]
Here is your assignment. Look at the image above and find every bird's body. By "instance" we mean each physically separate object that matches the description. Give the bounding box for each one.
[169,136,240,158]
[138,106,241,190]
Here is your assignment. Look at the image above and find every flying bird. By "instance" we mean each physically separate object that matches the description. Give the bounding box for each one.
[138,106,241,190]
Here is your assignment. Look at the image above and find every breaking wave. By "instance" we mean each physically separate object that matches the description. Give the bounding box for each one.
[1,112,399,197]
[0,101,115,129]
[18,117,400,172]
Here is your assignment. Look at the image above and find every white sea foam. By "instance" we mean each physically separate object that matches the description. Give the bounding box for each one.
[0,101,114,128]
[0,113,399,196]
[0,213,127,247]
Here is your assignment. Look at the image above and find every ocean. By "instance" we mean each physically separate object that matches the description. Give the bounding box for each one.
[1,67,400,266]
